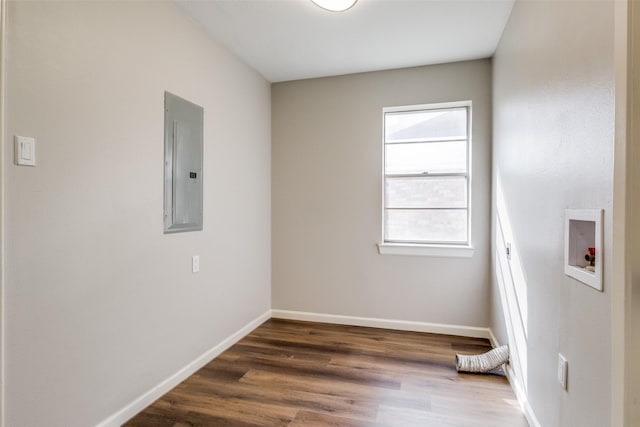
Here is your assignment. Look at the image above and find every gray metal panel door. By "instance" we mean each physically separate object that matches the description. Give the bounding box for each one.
[164,92,203,233]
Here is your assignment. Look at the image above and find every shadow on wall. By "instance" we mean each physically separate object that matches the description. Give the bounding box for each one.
[495,174,529,394]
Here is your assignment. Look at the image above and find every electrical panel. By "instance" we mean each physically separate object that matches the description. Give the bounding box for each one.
[164,92,203,233]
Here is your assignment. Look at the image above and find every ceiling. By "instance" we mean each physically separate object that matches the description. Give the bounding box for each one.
[177,0,514,83]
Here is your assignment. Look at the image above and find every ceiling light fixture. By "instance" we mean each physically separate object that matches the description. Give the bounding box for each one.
[310,0,358,12]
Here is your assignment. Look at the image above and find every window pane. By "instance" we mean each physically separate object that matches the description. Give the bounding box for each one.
[385,176,467,209]
[385,107,467,142]
[385,140,467,174]
[384,209,467,243]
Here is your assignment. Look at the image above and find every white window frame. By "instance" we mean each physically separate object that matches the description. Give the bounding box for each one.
[377,101,474,258]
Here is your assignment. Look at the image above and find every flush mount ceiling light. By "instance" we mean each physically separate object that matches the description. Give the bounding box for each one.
[310,0,358,12]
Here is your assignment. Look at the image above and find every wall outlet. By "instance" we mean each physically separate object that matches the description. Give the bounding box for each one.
[192,255,200,273]
[558,353,568,390]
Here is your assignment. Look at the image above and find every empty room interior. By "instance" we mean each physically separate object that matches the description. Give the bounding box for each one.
[1,0,640,426]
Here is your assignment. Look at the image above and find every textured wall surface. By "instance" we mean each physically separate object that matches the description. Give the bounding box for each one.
[492,1,614,425]
[5,2,271,425]
[272,60,492,327]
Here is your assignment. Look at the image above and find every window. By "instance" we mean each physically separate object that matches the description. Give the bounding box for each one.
[379,102,472,257]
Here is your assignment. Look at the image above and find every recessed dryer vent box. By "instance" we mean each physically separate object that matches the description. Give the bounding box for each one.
[564,209,603,291]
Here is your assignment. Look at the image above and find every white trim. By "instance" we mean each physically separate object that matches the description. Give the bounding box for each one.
[96,310,271,427]
[383,100,473,114]
[271,309,490,339]
[488,328,500,349]
[489,330,541,427]
[274,311,541,424]
[504,362,541,427]
[377,242,474,258]
[611,1,631,424]
[381,100,473,249]
[0,0,7,424]
[96,312,539,427]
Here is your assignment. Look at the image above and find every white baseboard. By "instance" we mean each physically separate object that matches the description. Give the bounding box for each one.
[488,328,501,348]
[488,329,541,427]
[96,310,540,427]
[96,309,271,427]
[273,310,544,422]
[504,362,541,427]
[271,309,492,339]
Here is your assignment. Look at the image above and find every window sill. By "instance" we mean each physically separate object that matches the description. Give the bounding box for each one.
[377,243,474,258]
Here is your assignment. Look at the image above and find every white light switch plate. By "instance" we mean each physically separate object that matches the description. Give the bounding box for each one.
[192,255,200,273]
[558,354,568,390]
[15,135,36,166]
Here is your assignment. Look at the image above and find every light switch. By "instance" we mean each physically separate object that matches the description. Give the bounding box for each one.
[15,135,36,166]
[558,353,568,390]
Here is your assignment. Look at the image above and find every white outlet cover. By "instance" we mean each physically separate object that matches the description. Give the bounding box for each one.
[192,255,200,273]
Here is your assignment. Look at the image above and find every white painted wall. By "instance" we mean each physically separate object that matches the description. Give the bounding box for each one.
[491,1,614,426]
[272,60,492,327]
[5,1,271,426]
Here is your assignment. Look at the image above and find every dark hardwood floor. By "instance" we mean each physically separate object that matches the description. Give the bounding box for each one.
[124,319,527,427]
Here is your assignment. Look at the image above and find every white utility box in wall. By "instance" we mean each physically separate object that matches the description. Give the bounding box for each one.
[564,209,603,291]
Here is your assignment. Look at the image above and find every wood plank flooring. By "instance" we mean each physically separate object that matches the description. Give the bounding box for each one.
[124,319,527,427]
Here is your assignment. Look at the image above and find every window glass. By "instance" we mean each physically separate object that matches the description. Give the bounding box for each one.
[384,209,468,243]
[383,104,470,245]
[385,107,467,143]
[385,176,467,209]
[384,141,467,175]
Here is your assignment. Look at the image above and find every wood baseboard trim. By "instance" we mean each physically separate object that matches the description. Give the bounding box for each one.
[96,309,272,427]
[271,309,491,339]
